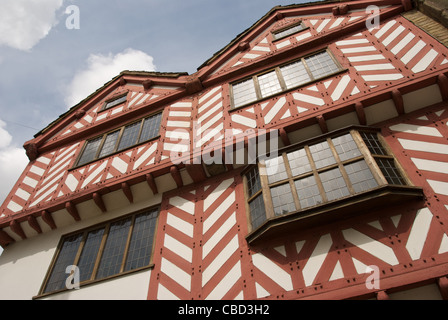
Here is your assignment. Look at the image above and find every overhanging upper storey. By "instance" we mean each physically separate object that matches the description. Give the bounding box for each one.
[2,0,448,248]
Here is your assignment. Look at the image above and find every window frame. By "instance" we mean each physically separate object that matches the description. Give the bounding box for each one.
[36,206,160,298]
[100,93,128,112]
[73,111,163,168]
[229,48,345,110]
[271,21,308,41]
[242,126,422,243]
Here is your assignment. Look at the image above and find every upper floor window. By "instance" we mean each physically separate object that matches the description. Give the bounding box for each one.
[39,207,159,296]
[243,127,423,243]
[102,94,127,111]
[75,112,162,167]
[272,22,306,40]
[230,49,342,109]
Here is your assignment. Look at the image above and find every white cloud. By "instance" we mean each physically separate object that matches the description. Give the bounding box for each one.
[0,0,64,51]
[65,48,157,107]
[0,121,29,206]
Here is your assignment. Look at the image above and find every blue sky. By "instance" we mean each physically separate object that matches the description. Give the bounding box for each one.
[0,0,311,205]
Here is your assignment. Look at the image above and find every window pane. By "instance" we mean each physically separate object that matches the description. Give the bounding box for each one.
[257,70,282,98]
[265,155,288,183]
[319,167,350,201]
[361,132,387,155]
[246,166,262,197]
[77,228,105,282]
[274,24,305,39]
[44,234,83,293]
[118,121,141,151]
[375,158,406,185]
[96,218,132,279]
[270,183,296,216]
[233,79,257,108]
[98,130,120,158]
[139,113,162,143]
[125,209,158,271]
[249,194,266,229]
[78,136,102,166]
[309,140,336,169]
[104,95,127,110]
[345,160,378,193]
[295,175,323,209]
[280,61,311,89]
[305,51,340,79]
[332,134,362,161]
[287,148,312,176]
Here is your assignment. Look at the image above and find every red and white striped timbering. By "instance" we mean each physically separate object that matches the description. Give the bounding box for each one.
[162,100,193,161]
[148,171,448,299]
[149,176,248,300]
[195,86,225,149]
[384,106,448,209]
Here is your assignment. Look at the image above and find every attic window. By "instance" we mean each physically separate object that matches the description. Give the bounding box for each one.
[230,49,342,109]
[243,127,423,244]
[102,94,127,111]
[272,21,306,40]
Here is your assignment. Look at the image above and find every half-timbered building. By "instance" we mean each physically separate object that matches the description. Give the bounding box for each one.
[1,0,448,300]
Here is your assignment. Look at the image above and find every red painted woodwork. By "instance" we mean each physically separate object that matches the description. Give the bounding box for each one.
[0,0,447,300]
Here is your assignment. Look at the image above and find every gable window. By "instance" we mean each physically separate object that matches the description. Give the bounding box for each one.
[272,22,306,40]
[102,94,127,111]
[39,207,159,296]
[243,127,423,244]
[75,112,162,167]
[230,49,343,109]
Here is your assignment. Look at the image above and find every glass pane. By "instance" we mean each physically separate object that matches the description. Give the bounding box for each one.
[118,121,141,151]
[139,113,162,143]
[309,140,336,169]
[257,70,282,98]
[280,61,311,89]
[287,148,312,176]
[332,134,362,161]
[44,233,83,293]
[270,183,296,216]
[233,79,257,108]
[77,136,102,166]
[375,158,406,185]
[249,194,266,229]
[265,156,288,183]
[96,218,132,279]
[104,95,127,110]
[345,160,378,193]
[77,228,105,282]
[98,130,120,158]
[246,166,262,198]
[125,209,158,271]
[319,167,350,201]
[295,175,323,209]
[361,132,387,155]
[274,24,305,39]
[305,51,340,79]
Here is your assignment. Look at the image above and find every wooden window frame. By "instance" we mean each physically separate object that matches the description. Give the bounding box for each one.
[73,111,163,168]
[242,126,424,244]
[35,206,160,298]
[271,21,308,41]
[100,93,128,112]
[230,48,345,110]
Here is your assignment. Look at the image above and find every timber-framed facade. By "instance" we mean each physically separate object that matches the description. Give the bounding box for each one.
[1,0,448,300]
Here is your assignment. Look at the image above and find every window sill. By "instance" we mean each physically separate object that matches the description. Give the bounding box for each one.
[245,185,424,245]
